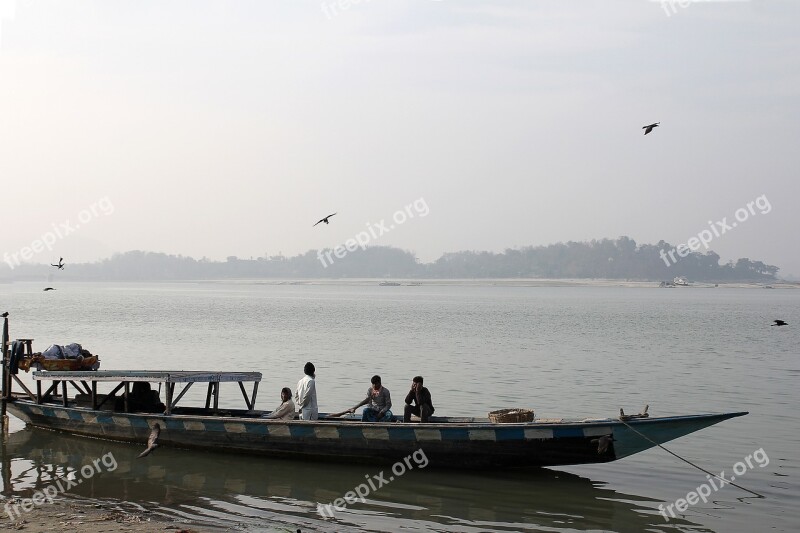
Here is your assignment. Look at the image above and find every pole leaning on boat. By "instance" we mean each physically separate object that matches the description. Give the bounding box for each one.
[1,312,9,428]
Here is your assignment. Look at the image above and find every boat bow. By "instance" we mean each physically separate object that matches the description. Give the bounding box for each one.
[610,412,748,459]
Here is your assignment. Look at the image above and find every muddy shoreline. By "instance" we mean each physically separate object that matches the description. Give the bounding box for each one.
[0,497,223,532]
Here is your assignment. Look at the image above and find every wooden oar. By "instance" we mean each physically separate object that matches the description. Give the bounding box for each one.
[327,408,354,418]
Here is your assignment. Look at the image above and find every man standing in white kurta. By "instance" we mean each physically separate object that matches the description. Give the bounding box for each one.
[295,361,318,420]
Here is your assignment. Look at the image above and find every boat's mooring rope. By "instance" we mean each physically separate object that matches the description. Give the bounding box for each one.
[617,418,764,498]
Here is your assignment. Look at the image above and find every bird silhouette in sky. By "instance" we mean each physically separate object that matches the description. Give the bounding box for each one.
[643,122,660,135]
[313,213,337,226]
[43,288,56,291]
[771,320,788,326]
[50,257,65,270]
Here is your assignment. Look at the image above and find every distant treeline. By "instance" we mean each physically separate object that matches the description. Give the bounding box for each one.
[0,237,779,282]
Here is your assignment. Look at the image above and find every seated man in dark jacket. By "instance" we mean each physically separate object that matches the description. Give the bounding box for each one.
[403,376,434,423]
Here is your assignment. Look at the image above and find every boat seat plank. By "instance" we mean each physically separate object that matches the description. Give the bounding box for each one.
[32,370,262,383]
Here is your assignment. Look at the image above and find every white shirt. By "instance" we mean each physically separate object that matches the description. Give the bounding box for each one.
[295,374,318,411]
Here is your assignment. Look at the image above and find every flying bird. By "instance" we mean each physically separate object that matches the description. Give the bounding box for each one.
[138,423,161,458]
[43,287,56,291]
[642,122,660,135]
[50,257,65,270]
[771,320,788,327]
[313,213,337,226]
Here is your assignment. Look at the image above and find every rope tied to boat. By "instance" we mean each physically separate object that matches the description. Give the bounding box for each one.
[617,417,764,498]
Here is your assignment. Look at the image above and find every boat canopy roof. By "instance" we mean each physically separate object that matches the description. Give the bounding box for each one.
[31,370,262,383]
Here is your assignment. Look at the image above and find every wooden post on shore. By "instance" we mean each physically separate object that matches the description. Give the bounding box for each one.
[1,313,9,430]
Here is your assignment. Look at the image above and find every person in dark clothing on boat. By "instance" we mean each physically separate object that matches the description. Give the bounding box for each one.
[119,382,165,413]
[403,376,434,423]
[348,375,393,422]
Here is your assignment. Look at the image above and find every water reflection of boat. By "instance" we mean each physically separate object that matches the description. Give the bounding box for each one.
[1,426,703,533]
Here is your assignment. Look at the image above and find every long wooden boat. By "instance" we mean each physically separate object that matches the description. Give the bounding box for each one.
[3,370,747,469]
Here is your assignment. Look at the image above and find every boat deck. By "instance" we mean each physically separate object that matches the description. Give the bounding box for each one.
[4,392,683,425]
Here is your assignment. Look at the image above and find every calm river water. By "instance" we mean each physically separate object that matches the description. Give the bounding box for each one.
[0,281,797,532]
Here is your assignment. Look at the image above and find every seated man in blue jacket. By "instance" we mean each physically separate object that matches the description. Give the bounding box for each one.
[403,376,434,423]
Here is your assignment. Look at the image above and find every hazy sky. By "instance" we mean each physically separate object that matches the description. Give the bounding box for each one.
[1,1,798,276]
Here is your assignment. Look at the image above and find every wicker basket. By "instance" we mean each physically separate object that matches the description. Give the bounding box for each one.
[488,408,534,423]
[17,355,99,372]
